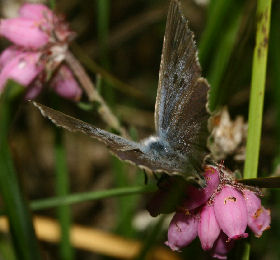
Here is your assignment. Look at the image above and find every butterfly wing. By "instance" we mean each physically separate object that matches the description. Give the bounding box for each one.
[32,102,192,175]
[155,0,209,172]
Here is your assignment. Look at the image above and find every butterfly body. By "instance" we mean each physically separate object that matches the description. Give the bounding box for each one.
[32,0,210,187]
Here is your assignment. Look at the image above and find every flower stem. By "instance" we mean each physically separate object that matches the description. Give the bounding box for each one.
[65,51,128,137]
[243,0,272,179]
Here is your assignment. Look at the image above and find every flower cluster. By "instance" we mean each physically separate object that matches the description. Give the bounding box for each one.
[149,166,271,259]
[0,3,81,100]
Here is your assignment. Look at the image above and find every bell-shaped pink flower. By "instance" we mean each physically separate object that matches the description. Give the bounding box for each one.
[213,185,248,240]
[211,232,234,259]
[0,52,43,91]
[0,46,21,69]
[51,65,82,101]
[248,206,271,238]
[19,3,53,21]
[0,18,49,48]
[198,204,221,251]
[165,212,198,251]
[243,189,271,237]
[181,166,220,210]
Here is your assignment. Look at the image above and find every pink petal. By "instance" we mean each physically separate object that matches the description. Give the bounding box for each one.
[51,65,82,101]
[0,46,21,69]
[211,232,235,259]
[213,185,248,240]
[25,79,44,100]
[0,18,49,48]
[19,3,53,21]
[243,189,270,237]
[181,165,220,210]
[0,52,43,91]
[243,189,261,216]
[198,204,221,251]
[248,206,271,237]
[165,212,198,251]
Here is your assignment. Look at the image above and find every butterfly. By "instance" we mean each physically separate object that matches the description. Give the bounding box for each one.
[32,0,210,187]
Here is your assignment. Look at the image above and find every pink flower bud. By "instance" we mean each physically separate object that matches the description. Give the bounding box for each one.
[213,185,248,240]
[0,46,21,69]
[19,3,53,21]
[181,166,220,210]
[0,52,43,91]
[248,206,271,238]
[198,204,221,251]
[51,65,82,101]
[0,18,49,48]
[211,232,234,259]
[165,212,198,251]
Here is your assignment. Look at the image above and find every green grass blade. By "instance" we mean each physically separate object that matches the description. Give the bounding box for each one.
[199,0,233,67]
[208,8,243,111]
[242,0,272,259]
[0,81,41,260]
[54,130,73,260]
[270,2,280,168]
[30,185,156,211]
[244,0,272,179]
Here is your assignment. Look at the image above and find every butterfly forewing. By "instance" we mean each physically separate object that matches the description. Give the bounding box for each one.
[32,102,192,175]
[155,0,209,168]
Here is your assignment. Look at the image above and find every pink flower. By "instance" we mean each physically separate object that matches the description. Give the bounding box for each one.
[198,204,220,251]
[213,185,248,240]
[243,189,271,237]
[211,232,234,259]
[19,3,54,21]
[0,3,81,101]
[0,46,21,68]
[165,212,198,251]
[0,18,49,48]
[248,206,271,237]
[181,165,220,210]
[51,65,82,101]
[0,52,43,91]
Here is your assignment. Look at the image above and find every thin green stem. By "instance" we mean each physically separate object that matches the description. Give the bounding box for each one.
[241,242,251,260]
[30,185,156,211]
[244,0,272,179]
[54,130,73,260]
